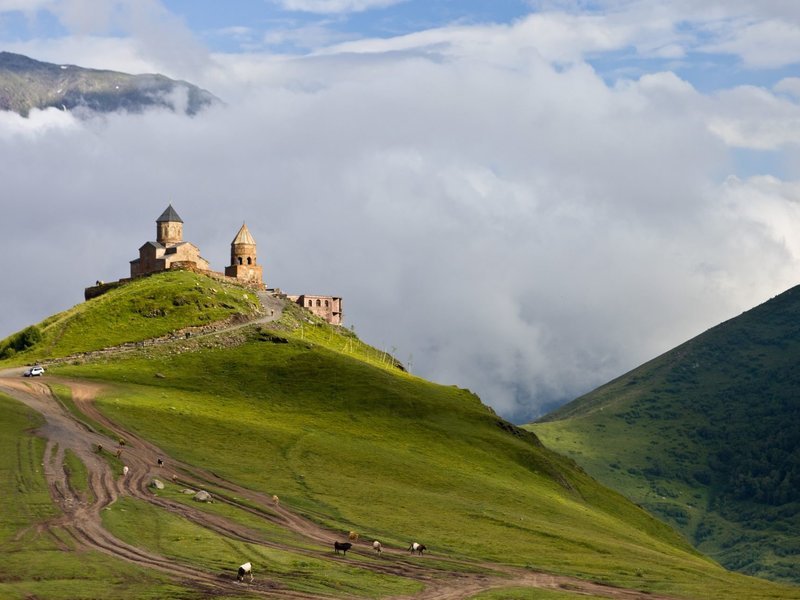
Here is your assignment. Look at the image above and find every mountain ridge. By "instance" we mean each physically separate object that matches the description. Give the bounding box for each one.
[531,283,800,584]
[0,51,218,116]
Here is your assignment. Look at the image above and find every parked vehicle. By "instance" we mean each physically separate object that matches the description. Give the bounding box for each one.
[23,366,45,377]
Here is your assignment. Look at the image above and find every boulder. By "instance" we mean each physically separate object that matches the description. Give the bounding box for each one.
[150,479,165,490]
[193,490,212,502]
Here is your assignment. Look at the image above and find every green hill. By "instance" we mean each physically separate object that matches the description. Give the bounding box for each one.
[531,284,800,584]
[1,271,798,598]
[0,270,262,362]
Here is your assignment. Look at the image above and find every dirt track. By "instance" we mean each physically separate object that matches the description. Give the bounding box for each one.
[0,370,677,600]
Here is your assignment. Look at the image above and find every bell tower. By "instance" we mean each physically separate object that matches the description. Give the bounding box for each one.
[156,204,183,246]
[225,223,263,286]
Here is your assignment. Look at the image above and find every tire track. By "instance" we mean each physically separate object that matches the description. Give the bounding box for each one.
[0,371,678,600]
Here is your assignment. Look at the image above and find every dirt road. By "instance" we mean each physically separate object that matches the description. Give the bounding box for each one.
[0,370,676,600]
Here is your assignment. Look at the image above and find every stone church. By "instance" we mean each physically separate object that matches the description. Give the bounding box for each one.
[129,204,263,287]
[86,205,342,325]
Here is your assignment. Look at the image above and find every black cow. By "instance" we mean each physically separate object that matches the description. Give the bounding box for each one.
[334,541,353,555]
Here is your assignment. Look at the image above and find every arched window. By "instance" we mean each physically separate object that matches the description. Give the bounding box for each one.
[325,300,329,307]
[316,299,321,307]
[308,300,312,307]
[238,257,243,265]
[247,257,252,265]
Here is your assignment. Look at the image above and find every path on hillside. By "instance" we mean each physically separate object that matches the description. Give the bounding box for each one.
[41,289,286,368]
[0,370,678,600]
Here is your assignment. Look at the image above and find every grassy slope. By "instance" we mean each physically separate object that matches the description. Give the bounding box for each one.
[2,270,797,598]
[0,393,192,599]
[0,270,261,364]
[34,275,793,599]
[530,285,800,585]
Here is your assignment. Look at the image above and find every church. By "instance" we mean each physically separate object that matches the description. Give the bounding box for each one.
[85,205,342,325]
[130,204,263,287]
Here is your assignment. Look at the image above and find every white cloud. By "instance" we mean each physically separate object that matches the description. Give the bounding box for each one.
[708,85,800,150]
[275,0,406,14]
[3,3,800,422]
[1,0,209,79]
[0,0,51,11]
[700,18,800,69]
[263,21,357,50]
[0,106,78,138]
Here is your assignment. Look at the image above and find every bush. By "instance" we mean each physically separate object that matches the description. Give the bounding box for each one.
[0,325,41,358]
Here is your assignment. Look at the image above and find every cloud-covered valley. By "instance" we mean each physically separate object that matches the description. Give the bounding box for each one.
[2,3,799,422]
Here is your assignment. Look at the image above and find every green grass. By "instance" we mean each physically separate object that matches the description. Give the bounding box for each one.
[63,448,93,503]
[0,393,195,599]
[469,589,607,599]
[103,495,423,597]
[0,270,261,364]
[5,270,799,599]
[51,329,800,599]
[49,382,116,438]
[531,285,800,586]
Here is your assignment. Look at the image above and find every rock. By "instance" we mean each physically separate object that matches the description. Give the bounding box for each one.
[182,488,195,495]
[150,479,165,490]
[193,490,212,502]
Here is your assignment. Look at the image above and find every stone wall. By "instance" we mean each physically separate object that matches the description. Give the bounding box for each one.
[287,294,343,325]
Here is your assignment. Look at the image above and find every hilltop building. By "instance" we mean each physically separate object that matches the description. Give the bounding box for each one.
[286,294,343,326]
[85,205,343,325]
[130,205,211,278]
[225,223,263,286]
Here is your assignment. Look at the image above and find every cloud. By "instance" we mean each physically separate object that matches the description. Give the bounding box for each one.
[2,3,800,423]
[274,0,407,14]
[708,85,800,150]
[4,32,800,424]
[700,18,800,69]
[1,0,210,79]
[263,20,358,51]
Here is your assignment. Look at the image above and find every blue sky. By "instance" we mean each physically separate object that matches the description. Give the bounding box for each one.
[1,0,799,421]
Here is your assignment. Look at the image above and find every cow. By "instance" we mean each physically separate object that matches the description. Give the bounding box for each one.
[333,541,352,555]
[237,562,253,582]
[409,542,426,555]
[122,466,129,477]
[373,540,382,554]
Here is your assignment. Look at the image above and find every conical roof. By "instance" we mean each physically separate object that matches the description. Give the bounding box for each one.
[157,204,183,223]
[232,222,256,245]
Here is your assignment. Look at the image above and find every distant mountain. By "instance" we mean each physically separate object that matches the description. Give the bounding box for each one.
[0,51,218,116]
[530,285,800,584]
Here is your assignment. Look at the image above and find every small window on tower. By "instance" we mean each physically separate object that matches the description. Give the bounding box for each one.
[247,257,252,265]
[316,299,321,307]
[238,257,243,265]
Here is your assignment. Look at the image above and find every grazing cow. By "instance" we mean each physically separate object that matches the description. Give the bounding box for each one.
[157,458,164,467]
[96,444,103,453]
[408,542,426,555]
[373,540,382,554]
[272,494,279,506]
[115,449,122,458]
[122,466,129,477]
[333,541,352,555]
[118,439,126,446]
[348,531,359,541]
[237,562,253,582]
